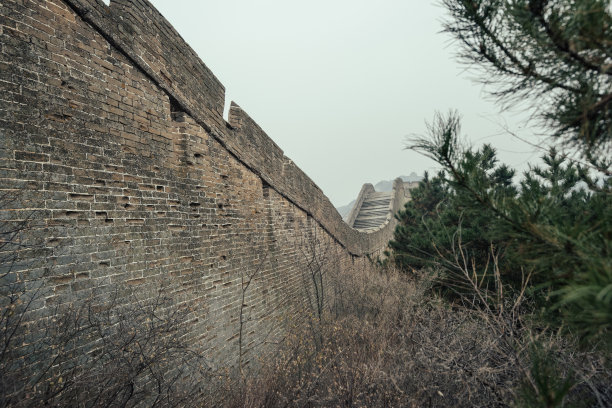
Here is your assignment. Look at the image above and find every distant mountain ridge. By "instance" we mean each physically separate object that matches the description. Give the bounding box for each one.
[336,173,423,219]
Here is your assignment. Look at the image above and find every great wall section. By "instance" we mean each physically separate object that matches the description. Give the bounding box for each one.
[0,0,412,402]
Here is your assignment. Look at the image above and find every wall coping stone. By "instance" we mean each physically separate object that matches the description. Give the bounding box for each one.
[61,0,407,256]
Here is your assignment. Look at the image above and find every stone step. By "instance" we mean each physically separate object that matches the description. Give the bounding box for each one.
[362,200,389,206]
[351,190,394,231]
[355,209,388,217]
[353,221,385,229]
[368,191,393,199]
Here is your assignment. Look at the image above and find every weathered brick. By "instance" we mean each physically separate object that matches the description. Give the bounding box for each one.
[14,151,49,162]
[0,0,404,402]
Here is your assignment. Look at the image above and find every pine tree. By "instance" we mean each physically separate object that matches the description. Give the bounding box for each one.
[442,0,612,168]
[391,1,611,345]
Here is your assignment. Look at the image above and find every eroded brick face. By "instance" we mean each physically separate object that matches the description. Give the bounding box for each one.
[0,0,396,400]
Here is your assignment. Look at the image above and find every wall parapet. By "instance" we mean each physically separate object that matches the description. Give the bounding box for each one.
[60,0,400,256]
[345,183,375,227]
[348,178,409,254]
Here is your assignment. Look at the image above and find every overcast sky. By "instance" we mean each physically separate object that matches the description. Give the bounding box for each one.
[147,0,545,206]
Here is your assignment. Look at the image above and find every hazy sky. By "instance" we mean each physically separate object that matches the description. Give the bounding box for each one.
[147,0,545,206]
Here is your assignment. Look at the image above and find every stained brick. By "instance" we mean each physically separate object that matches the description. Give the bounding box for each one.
[14,151,49,162]
[0,0,401,402]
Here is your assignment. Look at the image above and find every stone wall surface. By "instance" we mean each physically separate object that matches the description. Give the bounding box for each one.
[0,0,407,401]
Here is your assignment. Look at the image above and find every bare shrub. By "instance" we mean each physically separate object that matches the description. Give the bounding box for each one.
[226,257,610,408]
[1,282,221,407]
[428,234,612,408]
[1,189,55,407]
[0,188,226,407]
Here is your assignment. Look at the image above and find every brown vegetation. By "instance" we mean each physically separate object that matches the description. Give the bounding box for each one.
[225,262,610,407]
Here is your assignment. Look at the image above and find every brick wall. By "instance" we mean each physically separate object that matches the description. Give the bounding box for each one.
[0,0,403,402]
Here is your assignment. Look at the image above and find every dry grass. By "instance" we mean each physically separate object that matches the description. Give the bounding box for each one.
[223,264,610,408]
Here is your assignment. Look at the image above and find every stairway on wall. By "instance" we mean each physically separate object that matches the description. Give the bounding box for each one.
[352,191,394,231]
